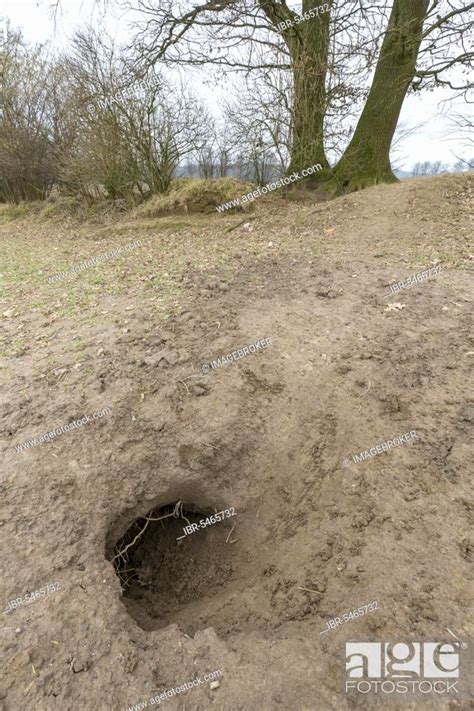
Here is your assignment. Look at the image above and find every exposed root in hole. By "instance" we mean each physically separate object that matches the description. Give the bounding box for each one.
[114,501,182,558]
[111,500,191,589]
[107,500,236,631]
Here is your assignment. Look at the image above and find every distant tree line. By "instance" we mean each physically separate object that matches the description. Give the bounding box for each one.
[411,159,473,176]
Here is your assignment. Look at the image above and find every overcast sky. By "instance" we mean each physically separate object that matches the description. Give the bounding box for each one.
[2,0,471,170]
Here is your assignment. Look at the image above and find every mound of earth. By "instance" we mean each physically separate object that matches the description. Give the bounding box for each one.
[135,177,255,216]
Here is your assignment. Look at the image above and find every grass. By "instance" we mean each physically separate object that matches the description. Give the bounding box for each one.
[1,338,29,358]
[134,177,255,217]
[0,174,470,357]
[0,203,40,222]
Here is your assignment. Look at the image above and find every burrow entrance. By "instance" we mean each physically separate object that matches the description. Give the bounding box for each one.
[107,500,238,633]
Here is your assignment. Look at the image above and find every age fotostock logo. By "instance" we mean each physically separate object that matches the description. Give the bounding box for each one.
[345,642,468,696]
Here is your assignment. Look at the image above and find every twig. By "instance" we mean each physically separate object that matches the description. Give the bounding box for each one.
[225,215,259,233]
[297,586,323,595]
[177,379,190,395]
[225,524,236,543]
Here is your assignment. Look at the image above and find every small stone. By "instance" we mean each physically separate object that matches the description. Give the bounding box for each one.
[210,681,220,690]
[3,309,15,318]
[461,406,474,422]
[71,656,90,673]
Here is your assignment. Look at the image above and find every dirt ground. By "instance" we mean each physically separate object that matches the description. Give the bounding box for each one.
[0,174,473,710]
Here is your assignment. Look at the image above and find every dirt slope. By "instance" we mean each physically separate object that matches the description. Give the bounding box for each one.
[0,174,473,710]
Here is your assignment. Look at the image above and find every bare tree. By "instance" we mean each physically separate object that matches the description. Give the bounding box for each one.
[60,28,209,199]
[124,0,473,193]
[0,25,60,201]
[390,119,426,172]
[443,112,474,170]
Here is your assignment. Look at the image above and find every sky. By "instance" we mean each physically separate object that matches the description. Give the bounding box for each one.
[2,0,471,171]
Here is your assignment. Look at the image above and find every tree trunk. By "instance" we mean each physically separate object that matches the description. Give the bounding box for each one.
[259,0,331,175]
[287,1,331,175]
[330,0,429,193]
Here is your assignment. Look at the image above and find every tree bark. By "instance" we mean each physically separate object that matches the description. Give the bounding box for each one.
[330,0,429,193]
[258,0,331,175]
[287,1,331,174]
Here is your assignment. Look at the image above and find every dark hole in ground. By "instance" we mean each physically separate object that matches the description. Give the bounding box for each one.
[108,501,236,633]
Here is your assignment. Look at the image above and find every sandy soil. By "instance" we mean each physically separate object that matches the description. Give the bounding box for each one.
[0,174,473,710]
